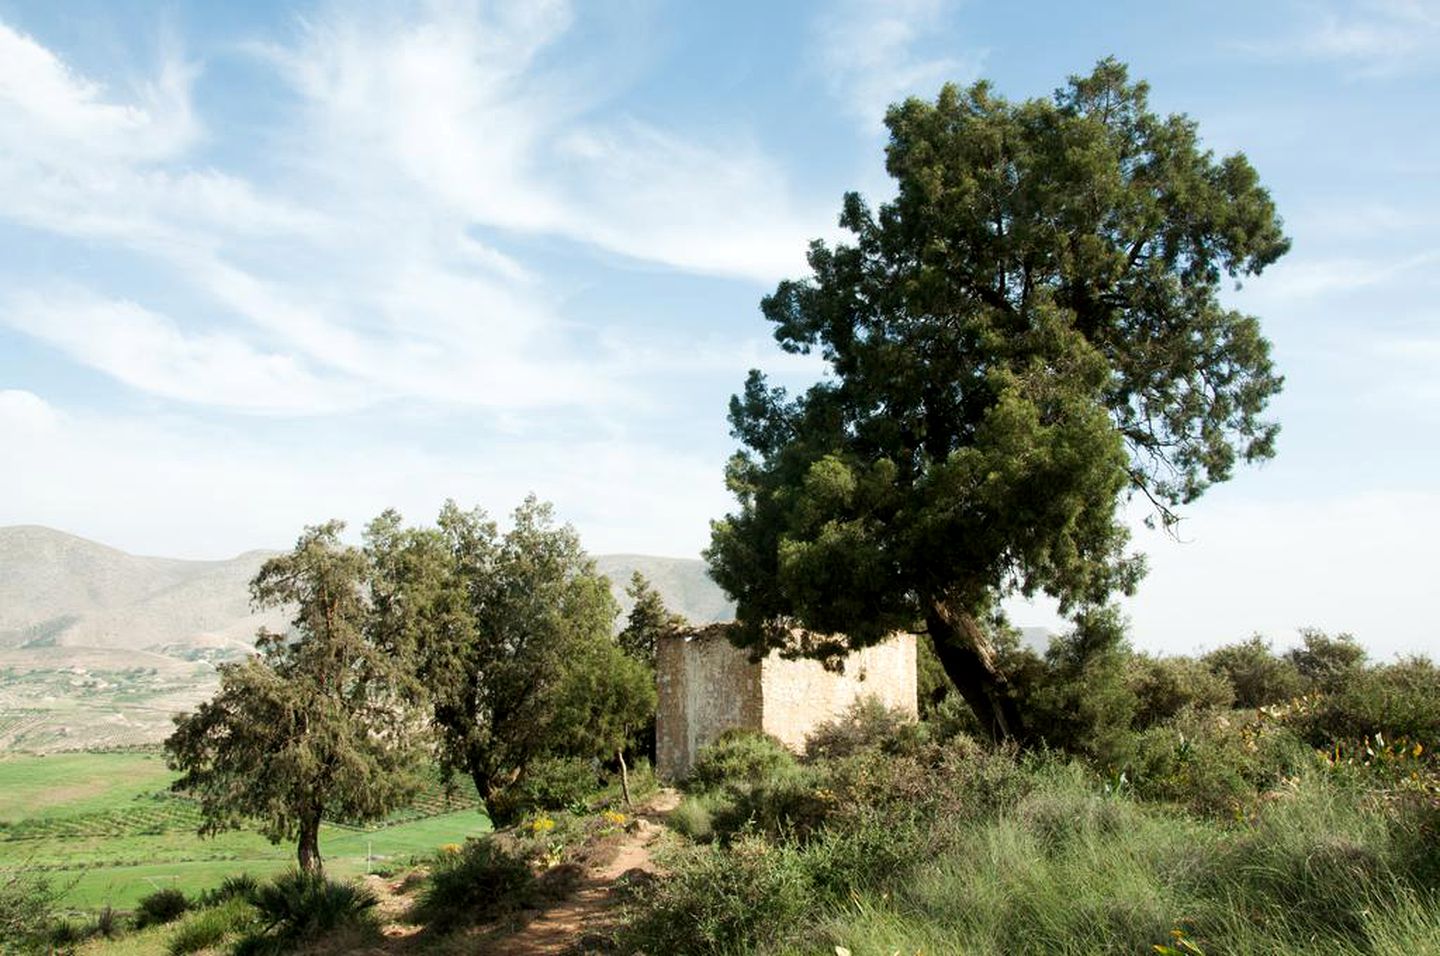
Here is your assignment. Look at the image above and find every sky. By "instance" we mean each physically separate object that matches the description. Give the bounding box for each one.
[1,0,1437,660]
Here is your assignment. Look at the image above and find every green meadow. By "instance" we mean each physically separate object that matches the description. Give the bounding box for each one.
[0,751,491,910]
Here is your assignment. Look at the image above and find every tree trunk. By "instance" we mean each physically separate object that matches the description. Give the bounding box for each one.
[926,600,1026,744]
[297,812,323,873]
[471,769,499,824]
[617,748,632,807]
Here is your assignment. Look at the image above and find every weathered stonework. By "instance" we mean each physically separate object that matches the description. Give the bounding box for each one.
[655,624,917,779]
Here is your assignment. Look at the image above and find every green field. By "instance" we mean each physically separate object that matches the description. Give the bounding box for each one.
[0,752,491,910]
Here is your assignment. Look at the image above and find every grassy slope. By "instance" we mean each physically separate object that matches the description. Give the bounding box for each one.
[0,753,491,910]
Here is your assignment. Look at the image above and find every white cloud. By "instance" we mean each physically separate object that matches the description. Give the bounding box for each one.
[1243,0,1440,74]
[0,389,61,433]
[0,4,823,420]
[2,292,365,414]
[267,1,821,282]
[812,0,984,130]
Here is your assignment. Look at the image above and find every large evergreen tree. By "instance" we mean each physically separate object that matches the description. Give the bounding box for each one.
[706,60,1289,741]
[166,523,421,872]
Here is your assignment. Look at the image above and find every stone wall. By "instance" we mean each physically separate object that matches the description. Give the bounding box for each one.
[655,624,916,779]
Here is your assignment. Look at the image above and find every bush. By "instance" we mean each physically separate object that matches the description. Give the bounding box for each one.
[804,696,926,761]
[415,837,535,931]
[495,756,598,824]
[668,792,730,843]
[133,887,190,929]
[167,896,256,955]
[1129,711,1310,816]
[0,869,61,947]
[1290,657,1440,747]
[687,730,797,793]
[1203,636,1303,709]
[1286,629,1367,692]
[232,869,377,955]
[195,872,259,908]
[620,835,813,954]
[1127,653,1234,729]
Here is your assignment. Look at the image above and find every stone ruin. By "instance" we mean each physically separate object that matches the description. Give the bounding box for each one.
[655,623,917,779]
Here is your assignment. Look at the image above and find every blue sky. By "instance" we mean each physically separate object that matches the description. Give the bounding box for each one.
[1,0,1437,658]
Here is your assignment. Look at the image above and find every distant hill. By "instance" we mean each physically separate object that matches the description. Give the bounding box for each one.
[0,525,732,750]
[0,526,731,655]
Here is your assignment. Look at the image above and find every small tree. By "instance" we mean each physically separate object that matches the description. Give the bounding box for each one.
[618,571,686,668]
[550,638,657,805]
[165,523,420,872]
[377,496,654,820]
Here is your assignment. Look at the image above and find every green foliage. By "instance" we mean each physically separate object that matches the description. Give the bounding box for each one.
[132,887,190,929]
[1129,711,1310,816]
[687,730,797,793]
[167,896,256,955]
[619,571,686,667]
[1286,629,1368,691]
[232,869,378,955]
[1127,652,1234,729]
[1020,607,1137,768]
[195,873,259,909]
[620,835,814,955]
[415,838,535,931]
[1291,656,1440,747]
[368,497,653,819]
[706,58,1288,739]
[0,869,60,951]
[165,522,422,872]
[492,756,597,825]
[803,696,926,761]
[1203,635,1304,708]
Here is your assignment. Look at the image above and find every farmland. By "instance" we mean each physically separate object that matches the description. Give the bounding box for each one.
[0,751,491,910]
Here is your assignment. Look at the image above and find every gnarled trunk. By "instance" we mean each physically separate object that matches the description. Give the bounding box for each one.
[926,599,1025,744]
[297,811,323,873]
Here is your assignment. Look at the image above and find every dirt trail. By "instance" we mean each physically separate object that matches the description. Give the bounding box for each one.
[476,788,679,955]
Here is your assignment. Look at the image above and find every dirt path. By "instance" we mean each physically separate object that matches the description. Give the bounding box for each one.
[480,788,679,955]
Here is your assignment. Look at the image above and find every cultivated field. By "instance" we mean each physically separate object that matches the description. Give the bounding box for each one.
[0,751,491,910]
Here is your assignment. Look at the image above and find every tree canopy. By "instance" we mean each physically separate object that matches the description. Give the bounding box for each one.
[369,496,649,821]
[706,59,1289,741]
[165,523,421,872]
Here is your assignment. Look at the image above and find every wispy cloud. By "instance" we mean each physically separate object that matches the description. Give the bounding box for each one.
[1242,0,1440,74]
[811,0,984,131]
[0,4,823,419]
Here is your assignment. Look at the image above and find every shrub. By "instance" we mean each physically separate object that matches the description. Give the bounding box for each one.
[1127,653,1234,729]
[133,887,190,929]
[1203,635,1303,709]
[1290,656,1440,748]
[498,756,598,823]
[687,730,797,793]
[232,869,377,955]
[711,766,832,842]
[0,869,60,947]
[619,835,812,954]
[1285,629,1367,692]
[804,696,926,760]
[415,837,535,930]
[167,896,255,955]
[1020,608,1138,769]
[195,873,259,908]
[669,793,729,843]
[1129,711,1310,816]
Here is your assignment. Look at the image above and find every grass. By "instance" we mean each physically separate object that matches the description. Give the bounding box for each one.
[0,753,174,820]
[0,752,492,910]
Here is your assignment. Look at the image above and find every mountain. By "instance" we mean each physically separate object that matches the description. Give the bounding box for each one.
[0,525,731,751]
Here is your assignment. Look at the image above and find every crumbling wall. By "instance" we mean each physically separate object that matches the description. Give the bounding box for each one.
[758,634,917,752]
[655,625,916,780]
[656,624,761,779]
